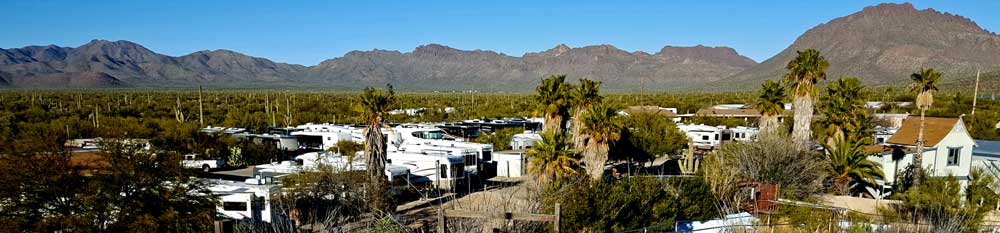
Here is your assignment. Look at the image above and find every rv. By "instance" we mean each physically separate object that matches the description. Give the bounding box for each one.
[677,124,732,150]
[386,151,465,189]
[399,143,480,174]
[294,151,411,184]
[208,179,280,223]
[291,124,363,150]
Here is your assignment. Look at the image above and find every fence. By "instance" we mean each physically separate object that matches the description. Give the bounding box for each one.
[613,199,1000,233]
[435,203,560,233]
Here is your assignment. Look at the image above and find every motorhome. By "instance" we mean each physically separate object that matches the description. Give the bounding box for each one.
[402,139,495,174]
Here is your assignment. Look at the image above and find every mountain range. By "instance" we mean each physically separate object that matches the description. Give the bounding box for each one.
[2,3,998,91]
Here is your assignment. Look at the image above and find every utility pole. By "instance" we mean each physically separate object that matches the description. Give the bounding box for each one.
[972,69,980,115]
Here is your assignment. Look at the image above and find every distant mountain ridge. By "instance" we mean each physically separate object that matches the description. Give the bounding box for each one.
[306,43,755,91]
[723,2,1000,89]
[1,40,755,90]
[0,39,308,88]
[3,2,999,91]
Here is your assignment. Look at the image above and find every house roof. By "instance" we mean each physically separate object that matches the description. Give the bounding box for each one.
[695,108,761,117]
[624,106,677,117]
[70,152,109,169]
[974,140,1000,158]
[864,144,916,154]
[886,116,960,147]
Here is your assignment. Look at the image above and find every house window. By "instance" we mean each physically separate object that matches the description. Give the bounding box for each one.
[223,202,248,211]
[947,147,961,166]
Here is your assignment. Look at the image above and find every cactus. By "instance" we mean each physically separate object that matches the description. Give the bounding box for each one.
[198,86,204,126]
[227,146,244,167]
[174,97,186,123]
[679,141,699,175]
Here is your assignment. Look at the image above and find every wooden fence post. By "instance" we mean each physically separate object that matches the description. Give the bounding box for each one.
[554,203,561,233]
[437,207,446,233]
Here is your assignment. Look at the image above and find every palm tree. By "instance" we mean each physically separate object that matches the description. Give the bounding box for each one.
[755,80,786,135]
[355,84,396,212]
[579,103,623,180]
[534,75,574,134]
[909,67,942,187]
[783,49,829,149]
[570,79,603,150]
[527,132,579,184]
[822,137,884,195]
[819,77,869,148]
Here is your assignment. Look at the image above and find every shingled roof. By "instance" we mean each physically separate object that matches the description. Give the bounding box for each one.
[624,106,677,117]
[695,108,761,117]
[886,116,960,147]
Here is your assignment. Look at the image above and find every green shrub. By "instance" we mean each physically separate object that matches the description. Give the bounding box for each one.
[542,175,719,232]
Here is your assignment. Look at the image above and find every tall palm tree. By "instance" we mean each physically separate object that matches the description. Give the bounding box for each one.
[819,77,869,148]
[822,137,885,195]
[579,103,623,180]
[527,132,579,184]
[783,49,829,149]
[755,80,786,135]
[355,84,396,212]
[909,67,942,187]
[570,79,603,151]
[534,75,574,134]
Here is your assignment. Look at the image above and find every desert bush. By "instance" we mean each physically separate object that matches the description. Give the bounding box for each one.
[704,134,824,201]
[542,174,718,232]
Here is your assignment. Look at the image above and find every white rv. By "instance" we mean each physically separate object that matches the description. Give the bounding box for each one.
[291,124,362,150]
[399,143,480,174]
[729,126,759,142]
[294,151,411,184]
[677,124,731,149]
[208,179,280,223]
[386,151,465,189]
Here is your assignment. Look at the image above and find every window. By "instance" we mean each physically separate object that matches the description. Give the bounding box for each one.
[947,147,961,166]
[439,164,448,178]
[715,134,720,141]
[702,135,709,141]
[223,202,248,211]
[482,150,492,161]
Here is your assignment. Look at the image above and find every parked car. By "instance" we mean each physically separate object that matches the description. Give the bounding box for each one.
[182,154,225,172]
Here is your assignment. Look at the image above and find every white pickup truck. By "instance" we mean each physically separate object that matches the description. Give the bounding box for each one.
[182,154,225,172]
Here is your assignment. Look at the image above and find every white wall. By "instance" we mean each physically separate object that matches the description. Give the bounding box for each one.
[494,152,525,177]
[874,120,975,188]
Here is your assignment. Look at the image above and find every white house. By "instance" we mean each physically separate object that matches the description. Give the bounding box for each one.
[871,116,976,188]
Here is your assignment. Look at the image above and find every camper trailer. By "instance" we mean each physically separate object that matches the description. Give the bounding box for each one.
[677,124,732,150]
[291,124,362,150]
[386,151,465,189]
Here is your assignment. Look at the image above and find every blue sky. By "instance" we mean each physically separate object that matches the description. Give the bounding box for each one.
[2,1,997,66]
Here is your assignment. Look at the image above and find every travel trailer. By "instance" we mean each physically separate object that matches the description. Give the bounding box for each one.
[510,132,542,150]
[677,124,732,150]
[386,151,465,189]
[294,151,411,184]
[291,124,363,150]
[402,139,494,171]
[208,179,280,223]
[398,143,480,174]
